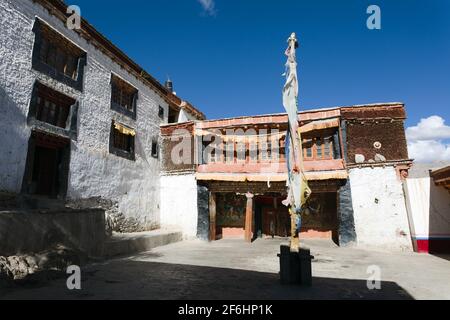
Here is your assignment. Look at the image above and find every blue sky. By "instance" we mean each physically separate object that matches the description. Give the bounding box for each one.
[72,0,450,162]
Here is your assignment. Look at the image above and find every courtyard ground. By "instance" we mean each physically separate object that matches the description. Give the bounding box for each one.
[1,238,449,300]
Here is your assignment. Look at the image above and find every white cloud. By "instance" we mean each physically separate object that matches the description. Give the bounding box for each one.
[406,115,450,163]
[407,140,450,163]
[197,0,216,16]
[406,115,450,141]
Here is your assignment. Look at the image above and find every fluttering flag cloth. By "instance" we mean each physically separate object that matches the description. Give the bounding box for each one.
[282,33,311,250]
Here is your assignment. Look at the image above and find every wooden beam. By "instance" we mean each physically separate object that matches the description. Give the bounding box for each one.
[209,192,216,241]
[244,192,254,242]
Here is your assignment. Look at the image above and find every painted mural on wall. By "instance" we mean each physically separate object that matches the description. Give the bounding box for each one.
[216,193,246,227]
[302,192,337,230]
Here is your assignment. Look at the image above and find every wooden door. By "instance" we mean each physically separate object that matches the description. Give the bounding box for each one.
[262,207,277,236]
[35,146,58,196]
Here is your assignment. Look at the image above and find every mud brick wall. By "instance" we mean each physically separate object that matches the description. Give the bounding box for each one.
[161,122,196,173]
[345,120,409,163]
[341,105,409,163]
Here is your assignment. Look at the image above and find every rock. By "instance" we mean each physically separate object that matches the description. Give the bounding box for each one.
[0,244,87,285]
[355,154,365,163]
[374,153,386,162]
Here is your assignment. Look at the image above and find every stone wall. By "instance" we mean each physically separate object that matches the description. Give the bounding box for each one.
[196,185,209,240]
[0,208,105,257]
[337,179,357,246]
[0,0,169,231]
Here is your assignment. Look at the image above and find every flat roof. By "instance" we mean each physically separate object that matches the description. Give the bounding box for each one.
[199,102,404,123]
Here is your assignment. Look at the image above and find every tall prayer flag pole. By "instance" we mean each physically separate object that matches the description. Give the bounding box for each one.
[282,33,311,252]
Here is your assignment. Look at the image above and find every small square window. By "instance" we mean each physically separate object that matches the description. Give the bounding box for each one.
[158,106,164,119]
[151,139,159,159]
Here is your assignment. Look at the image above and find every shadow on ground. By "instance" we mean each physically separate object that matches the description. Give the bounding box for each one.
[1,260,413,300]
[431,254,450,262]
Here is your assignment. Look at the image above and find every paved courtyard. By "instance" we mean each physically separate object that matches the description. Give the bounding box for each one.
[1,238,449,300]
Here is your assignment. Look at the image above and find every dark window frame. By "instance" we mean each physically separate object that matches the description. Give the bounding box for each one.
[31,18,86,92]
[110,74,138,120]
[27,82,79,140]
[21,130,71,199]
[303,136,335,161]
[151,138,159,159]
[109,121,136,161]
[158,106,165,120]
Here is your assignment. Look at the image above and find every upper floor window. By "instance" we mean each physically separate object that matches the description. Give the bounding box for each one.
[32,19,86,91]
[109,121,136,161]
[236,142,246,161]
[260,140,271,161]
[110,74,138,119]
[27,82,78,138]
[249,141,258,162]
[151,138,159,159]
[225,142,235,163]
[158,106,165,119]
[168,106,179,124]
[303,136,334,160]
[35,85,74,129]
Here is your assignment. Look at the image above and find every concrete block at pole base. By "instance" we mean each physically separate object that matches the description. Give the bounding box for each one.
[278,243,314,286]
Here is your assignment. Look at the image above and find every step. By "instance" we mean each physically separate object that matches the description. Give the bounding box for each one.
[102,229,183,258]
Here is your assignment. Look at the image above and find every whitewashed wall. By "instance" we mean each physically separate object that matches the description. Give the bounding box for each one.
[160,174,198,238]
[404,176,450,242]
[349,167,413,251]
[0,0,170,230]
[178,108,197,123]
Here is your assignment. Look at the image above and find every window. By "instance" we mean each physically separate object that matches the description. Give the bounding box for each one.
[225,141,235,163]
[168,107,179,123]
[271,139,280,160]
[260,140,270,161]
[29,82,76,130]
[236,142,246,161]
[109,122,135,161]
[316,139,323,158]
[202,140,218,164]
[158,106,165,119]
[302,136,334,160]
[209,149,217,163]
[249,141,258,162]
[279,137,287,161]
[324,138,332,157]
[151,139,159,159]
[111,74,138,119]
[32,19,86,91]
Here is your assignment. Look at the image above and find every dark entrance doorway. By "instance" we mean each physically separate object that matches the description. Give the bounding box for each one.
[254,195,290,238]
[22,131,70,198]
[254,192,339,244]
[33,146,58,195]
